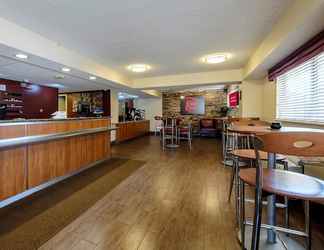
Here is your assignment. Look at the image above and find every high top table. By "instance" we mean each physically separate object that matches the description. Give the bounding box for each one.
[228,124,324,248]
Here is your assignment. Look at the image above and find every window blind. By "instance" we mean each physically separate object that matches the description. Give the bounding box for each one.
[276,51,324,123]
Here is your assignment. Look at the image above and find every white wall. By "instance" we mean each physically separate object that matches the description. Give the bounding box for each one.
[240,80,264,118]
[135,97,162,132]
[110,89,119,141]
[261,78,277,122]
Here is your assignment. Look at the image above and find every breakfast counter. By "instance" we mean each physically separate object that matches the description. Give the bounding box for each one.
[116,120,150,142]
[0,117,115,203]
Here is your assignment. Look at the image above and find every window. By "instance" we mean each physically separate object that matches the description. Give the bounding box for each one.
[276,51,324,123]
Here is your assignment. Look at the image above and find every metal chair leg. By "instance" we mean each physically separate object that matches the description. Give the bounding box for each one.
[282,160,290,233]
[284,196,289,235]
[305,200,311,250]
[228,164,236,202]
[299,161,305,174]
[234,157,240,225]
[251,184,263,250]
[240,179,246,250]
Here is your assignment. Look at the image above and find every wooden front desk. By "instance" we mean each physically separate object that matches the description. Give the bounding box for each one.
[0,118,112,201]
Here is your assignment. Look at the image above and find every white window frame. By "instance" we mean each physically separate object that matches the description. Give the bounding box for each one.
[276,51,324,125]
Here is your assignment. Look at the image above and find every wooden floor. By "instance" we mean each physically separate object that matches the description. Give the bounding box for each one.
[39,136,323,250]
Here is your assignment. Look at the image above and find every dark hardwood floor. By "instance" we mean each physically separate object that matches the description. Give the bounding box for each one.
[39,136,324,250]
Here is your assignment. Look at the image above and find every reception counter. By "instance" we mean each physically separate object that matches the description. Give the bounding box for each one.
[0,117,114,203]
[116,120,150,142]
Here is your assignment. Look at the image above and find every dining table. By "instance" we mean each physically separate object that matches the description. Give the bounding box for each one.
[228,124,324,248]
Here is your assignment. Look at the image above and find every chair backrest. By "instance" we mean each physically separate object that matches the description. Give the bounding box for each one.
[255,132,324,157]
[163,117,173,127]
[200,118,214,128]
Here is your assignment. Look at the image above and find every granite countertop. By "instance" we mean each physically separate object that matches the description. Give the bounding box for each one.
[115,120,149,124]
[0,116,111,124]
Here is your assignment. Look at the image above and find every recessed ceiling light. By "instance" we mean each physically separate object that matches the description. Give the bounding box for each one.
[47,83,65,89]
[202,53,230,64]
[127,64,151,73]
[62,67,71,72]
[89,76,97,80]
[15,53,28,59]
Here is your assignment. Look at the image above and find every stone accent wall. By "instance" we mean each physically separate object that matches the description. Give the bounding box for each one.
[162,90,227,118]
[162,90,232,134]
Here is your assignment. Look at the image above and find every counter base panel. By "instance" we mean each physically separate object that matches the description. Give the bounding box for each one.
[0,157,110,208]
[0,118,111,202]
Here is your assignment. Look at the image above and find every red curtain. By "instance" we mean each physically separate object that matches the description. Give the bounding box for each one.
[268,29,324,81]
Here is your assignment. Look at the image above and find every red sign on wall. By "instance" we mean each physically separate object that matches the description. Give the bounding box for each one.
[228,91,239,107]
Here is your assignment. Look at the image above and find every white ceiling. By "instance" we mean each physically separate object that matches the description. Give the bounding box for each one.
[0,0,293,79]
[0,44,151,97]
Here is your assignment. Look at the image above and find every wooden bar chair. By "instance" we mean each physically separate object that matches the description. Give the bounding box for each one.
[239,132,324,250]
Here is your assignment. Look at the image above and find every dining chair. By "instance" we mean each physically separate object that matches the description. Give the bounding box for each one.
[177,122,192,150]
[239,132,324,250]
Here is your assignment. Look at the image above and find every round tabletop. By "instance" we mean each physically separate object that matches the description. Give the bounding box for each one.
[228,125,324,135]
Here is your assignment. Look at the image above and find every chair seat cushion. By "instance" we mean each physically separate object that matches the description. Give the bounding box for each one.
[162,127,174,133]
[239,168,324,201]
[200,119,214,128]
[179,128,189,133]
[231,149,286,161]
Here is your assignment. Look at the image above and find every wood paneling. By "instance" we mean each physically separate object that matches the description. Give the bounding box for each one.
[0,124,27,200]
[0,124,26,139]
[0,147,26,200]
[117,120,150,142]
[26,118,110,136]
[27,132,109,188]
[0,118,111,200]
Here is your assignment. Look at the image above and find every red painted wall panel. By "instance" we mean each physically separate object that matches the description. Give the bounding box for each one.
[0,79,58,119]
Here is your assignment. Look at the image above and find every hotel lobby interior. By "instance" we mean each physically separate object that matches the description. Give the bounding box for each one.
[0,1,324,249]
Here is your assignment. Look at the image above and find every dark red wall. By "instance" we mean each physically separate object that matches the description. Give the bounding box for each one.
[0,79,58,119]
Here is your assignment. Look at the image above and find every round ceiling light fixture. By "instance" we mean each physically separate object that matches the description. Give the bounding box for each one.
[202,53,230,64]
[127,64,151,73]
[61,67,71,72]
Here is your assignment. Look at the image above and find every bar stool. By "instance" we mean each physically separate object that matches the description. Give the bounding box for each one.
[223,122,251,167]
[239,132,324,250]
[228,149,289,228]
